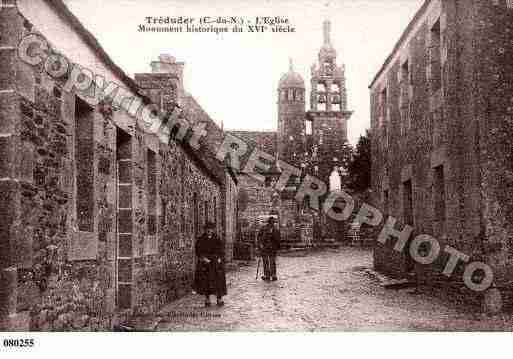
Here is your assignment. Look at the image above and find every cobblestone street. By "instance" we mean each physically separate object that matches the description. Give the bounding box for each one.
[155,248,513,331]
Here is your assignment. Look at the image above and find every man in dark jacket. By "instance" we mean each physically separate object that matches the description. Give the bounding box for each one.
[194,222,227,307]
[257,217,280,281]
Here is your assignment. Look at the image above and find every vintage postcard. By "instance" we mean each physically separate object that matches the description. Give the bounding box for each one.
[1,0,513,351]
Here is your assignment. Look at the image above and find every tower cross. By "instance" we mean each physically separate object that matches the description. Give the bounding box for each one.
[323,20,331,45]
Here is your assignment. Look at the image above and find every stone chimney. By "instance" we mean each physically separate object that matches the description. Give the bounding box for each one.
[150,54,185,96]
[151,54,182,75]
[135,54,185,110]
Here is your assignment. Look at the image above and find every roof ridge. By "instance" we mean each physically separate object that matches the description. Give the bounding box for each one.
[369,0,432,89]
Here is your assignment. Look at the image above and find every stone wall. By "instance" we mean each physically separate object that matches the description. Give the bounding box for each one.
[475,0,513,285]
[0,1,227,330]
[135,57,238,264]
[237,174,276,243]
[370,0,513,306]
[134,140,223,316]
[236,173,318,246]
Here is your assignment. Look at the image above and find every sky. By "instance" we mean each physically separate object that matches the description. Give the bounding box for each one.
[64,0,424,145]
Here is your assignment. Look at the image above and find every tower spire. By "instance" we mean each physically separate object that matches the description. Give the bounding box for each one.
[323,19,331,45]
[289,57,294,72]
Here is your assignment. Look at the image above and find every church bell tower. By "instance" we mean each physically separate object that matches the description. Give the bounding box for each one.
[277,58,306,169]
[310,20,348,114]
[306,20,352,185]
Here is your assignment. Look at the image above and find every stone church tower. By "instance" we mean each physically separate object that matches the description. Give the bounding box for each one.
[277,59,306,169]
[233,20,352,246]
[310,20,348,114]
[307,20,352,186]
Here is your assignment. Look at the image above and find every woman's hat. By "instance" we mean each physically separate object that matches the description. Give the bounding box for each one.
[205,221,216,229]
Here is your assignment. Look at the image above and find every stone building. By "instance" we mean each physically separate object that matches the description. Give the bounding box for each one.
[135,56,239,262]
[370,0,513,308]
[0,0,236,330]
[231,20,353,246]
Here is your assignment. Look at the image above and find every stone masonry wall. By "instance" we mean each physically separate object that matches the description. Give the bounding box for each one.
[133,140,222,316]
[475,0,513,287]
[371,0,513,307]
[0,1,224,330]
[370,1,474,278]
[237,174,275,243]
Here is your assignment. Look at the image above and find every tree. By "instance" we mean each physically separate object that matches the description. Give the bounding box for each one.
[347,130,371,193]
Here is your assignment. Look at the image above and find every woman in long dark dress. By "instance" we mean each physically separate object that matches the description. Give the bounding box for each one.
[193,222,227,307]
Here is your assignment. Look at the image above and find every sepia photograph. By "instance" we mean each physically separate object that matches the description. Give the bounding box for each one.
[1,0,513,356]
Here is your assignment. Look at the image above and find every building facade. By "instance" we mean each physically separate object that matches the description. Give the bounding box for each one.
[0,0,236,330]
[231,20,353,246]
[370,0,513,308]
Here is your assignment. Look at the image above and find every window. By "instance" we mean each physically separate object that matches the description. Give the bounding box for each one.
[401,60,410,84]
[383,189,390,219]
[288,89,294,101]
[204,200,209,226]
[305,120,313,135]
[400,60,411,134]
[161,198,166,227]
[329,168,342,191]
[316,83,326,92]
[295,89,303,102]
[75,97,94,232]
[323,62,333,75]
[213,197,217,228]
[379,87,388,127]
[403,179,413,226]
[430,19,442,92]
[433,165,446,228]
[379,87,389,146]
[193,193,198,237]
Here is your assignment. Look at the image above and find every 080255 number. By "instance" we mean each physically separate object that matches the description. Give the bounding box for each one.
[3,338,35,348]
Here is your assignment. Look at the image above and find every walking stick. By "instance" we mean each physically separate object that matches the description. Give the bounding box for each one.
[254,227,260,280]
[255,257,261,280]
